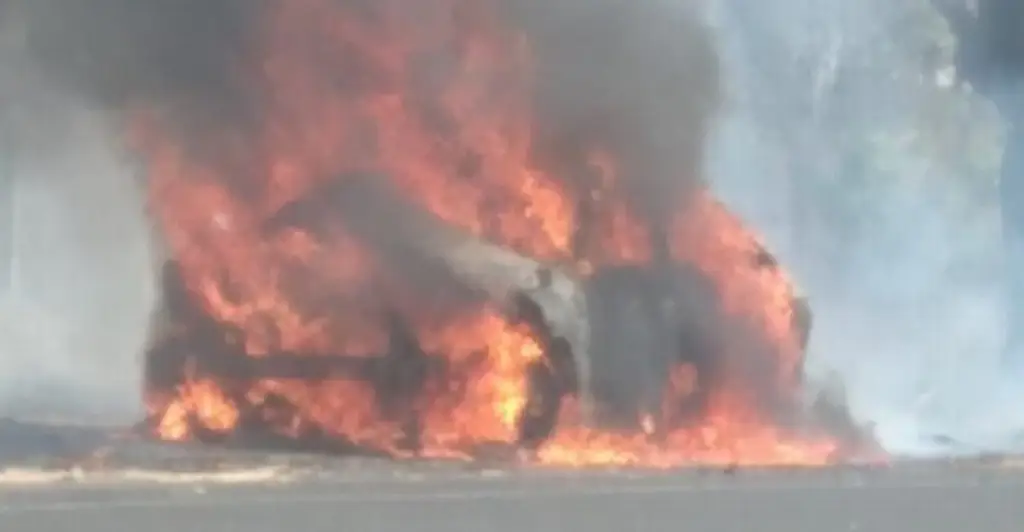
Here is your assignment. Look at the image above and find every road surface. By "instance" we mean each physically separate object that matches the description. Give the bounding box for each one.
[1,460,1022,532]
[0,420,1020,531]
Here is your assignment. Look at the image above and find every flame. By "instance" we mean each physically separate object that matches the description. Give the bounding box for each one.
[151,362,240,442]
[134,0,854,467]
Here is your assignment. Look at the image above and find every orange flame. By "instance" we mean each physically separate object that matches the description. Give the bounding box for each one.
[134,0,852,467]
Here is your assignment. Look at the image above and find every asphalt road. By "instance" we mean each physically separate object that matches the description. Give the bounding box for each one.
[1,462,1022,532]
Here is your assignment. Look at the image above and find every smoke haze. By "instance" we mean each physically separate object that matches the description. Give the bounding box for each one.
[708,0,1021,454]
[0,42,156,424]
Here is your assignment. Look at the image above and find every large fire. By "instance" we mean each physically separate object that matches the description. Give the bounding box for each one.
[133,0,862,467]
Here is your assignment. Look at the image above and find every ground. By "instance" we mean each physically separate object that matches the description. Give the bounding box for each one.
[2,462,1024,531]
[0,420,1022,531]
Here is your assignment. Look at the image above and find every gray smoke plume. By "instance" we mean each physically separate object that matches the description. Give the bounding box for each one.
[0,37,157,424]
[8,0,256,116]
[0,0,288,424]
[0,0,242,423]
[708,0,1023,455]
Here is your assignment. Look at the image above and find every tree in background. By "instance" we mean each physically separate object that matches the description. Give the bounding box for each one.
[936,0,1024,371]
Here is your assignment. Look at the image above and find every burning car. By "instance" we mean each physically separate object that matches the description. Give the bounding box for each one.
[6,0,873,467]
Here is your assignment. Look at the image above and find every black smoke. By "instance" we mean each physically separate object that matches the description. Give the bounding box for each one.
[9,0,722,220]
[8,0,257,115]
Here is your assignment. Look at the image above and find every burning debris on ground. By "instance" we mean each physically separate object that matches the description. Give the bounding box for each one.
[8,0,876,467]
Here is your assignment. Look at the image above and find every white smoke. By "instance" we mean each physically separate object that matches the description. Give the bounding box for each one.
[0,41,158,425]
[707,0,1024,455]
